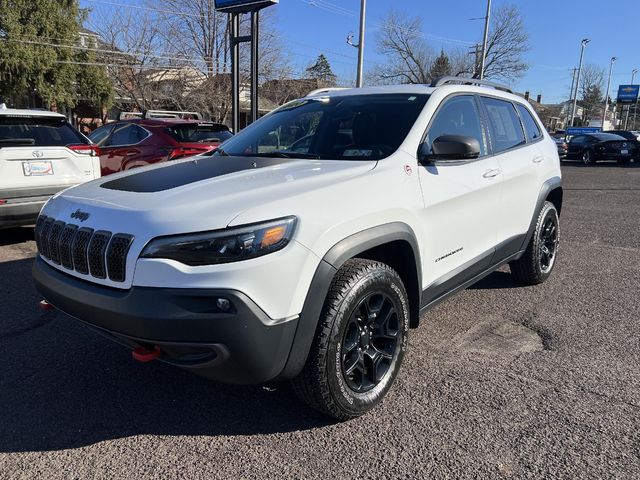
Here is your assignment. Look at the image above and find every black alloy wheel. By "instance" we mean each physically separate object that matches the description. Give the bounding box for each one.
[539,216,558,273]
[340,292,400,393]
[582,149,594,165]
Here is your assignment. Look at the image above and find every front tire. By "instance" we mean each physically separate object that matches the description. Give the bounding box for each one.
[510,201,559,285]
[582,149,595,165]
[291,259,410,420]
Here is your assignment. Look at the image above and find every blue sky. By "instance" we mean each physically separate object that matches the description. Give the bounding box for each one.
[83,0,640,105]
[279,0,639,104]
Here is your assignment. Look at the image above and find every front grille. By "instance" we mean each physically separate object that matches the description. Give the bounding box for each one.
[34,215,134,283]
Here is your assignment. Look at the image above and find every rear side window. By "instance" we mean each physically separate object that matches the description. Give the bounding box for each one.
[89,124,115,146]
[516,104,542,141]
[481,97,526,153]
[0,116,86,147]
[425,95,487,156]
[106,124,149,147]
[165,124,233,144]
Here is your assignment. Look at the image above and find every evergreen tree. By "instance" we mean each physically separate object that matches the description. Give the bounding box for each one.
[0,0,113,109]
[428,50,452,81]
[306,54,337,87]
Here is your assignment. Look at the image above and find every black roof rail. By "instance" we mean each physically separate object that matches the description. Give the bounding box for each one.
[430,76,513,94]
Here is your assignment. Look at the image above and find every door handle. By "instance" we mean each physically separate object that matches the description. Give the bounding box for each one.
[482,169,501,178]
[532,155,544,163]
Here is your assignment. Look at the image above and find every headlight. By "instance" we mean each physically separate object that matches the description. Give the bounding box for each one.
[140,216,297,266]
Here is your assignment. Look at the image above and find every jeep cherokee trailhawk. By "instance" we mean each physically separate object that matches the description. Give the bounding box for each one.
[33,77,562,419]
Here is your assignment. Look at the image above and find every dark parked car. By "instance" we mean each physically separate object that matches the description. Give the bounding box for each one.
[89,119,233,176]
[604,130,640,159]
[566,133,636,165]
[552,135,568,159]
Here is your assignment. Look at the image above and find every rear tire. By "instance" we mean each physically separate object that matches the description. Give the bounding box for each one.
[291,259,410,420]
[510,201,559,285]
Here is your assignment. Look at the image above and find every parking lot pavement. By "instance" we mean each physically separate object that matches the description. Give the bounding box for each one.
[1,164,639,479]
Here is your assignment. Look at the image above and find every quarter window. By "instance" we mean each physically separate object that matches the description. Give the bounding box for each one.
[516,103,542,141]
[425,95,486,156]
[481,97,526,153]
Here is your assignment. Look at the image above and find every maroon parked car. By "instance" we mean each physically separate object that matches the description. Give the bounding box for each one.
[89,119,233,176]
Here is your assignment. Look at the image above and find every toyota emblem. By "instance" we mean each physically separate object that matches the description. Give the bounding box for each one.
[32,151,44,158]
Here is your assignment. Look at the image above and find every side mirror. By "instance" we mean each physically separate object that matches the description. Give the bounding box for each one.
[419,135,481,164]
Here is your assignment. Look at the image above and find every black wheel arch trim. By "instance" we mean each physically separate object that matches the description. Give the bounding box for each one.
[519,176,562,252]
[277,222,422,381]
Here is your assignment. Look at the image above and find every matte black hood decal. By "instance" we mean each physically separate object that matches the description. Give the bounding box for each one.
[100,156,293,193]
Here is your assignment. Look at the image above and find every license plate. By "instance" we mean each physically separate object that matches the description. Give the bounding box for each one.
[621,149,628,155]
[22,161,53,176]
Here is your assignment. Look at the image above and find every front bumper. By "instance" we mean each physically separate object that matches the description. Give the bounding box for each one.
[33,257,299,384]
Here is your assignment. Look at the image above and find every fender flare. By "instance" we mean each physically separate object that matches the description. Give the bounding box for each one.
[519,176,562,251]
[277,222,422,380]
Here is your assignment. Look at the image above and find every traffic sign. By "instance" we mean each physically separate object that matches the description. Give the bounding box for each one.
[214,0,278,13]
[617,85,639,104]
[566,127,601,136]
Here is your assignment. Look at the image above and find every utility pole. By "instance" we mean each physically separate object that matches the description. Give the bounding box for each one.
[571,38,590,127]
[469,44,482,77]
[479,0,491,79]
[602,56,616,129]
[565,67,578,128]
[356,0,366,87]
[624,68,637,129]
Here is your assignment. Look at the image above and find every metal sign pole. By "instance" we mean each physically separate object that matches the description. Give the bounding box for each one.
[231,12,240,133]
[251,10,259,123]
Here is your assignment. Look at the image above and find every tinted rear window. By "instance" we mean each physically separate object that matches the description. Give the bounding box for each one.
[0,116,85,147]
[166,124,233,144]
[592,133,625,141]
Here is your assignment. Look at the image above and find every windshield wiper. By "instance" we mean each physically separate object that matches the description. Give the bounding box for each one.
[252,151,320,159]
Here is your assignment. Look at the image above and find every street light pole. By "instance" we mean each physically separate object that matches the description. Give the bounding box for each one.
[602,56,616,129]
[355,0,366,88]
[479,0,491,80]
[565,67,578,128]
[571,38,590,127]
[624,68,637,129]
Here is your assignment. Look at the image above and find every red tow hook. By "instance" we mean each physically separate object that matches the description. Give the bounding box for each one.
[132,346,161,363]
[39,299,54,311]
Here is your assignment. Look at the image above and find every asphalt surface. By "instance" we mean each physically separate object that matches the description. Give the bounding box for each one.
[1,163,639,479]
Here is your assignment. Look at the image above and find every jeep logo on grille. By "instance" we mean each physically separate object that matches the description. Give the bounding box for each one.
[70,209,90,222]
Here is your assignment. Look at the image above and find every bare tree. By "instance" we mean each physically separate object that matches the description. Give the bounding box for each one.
[478,3,530,81]
[578,63,605,123]
[372,10,434,84]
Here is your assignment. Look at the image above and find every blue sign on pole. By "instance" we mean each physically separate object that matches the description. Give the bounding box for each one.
[214,0,278,13]
[566,127,601,136]
[617,85,640,104]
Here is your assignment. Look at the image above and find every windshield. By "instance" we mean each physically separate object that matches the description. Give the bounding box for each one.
[166,124,233,144]
[215,93,429,160]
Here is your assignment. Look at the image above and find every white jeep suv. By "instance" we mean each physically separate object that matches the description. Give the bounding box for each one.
[0,107,101,228]
[33,78,562,419]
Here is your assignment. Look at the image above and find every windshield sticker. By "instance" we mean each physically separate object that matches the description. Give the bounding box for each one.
[408,96,417,101]
[343,149,373,157]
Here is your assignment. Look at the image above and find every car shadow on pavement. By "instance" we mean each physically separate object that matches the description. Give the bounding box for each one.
[0,227,34,246]
[0,257,333,454]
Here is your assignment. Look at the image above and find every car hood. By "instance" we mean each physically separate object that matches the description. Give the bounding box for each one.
[44,155,377,235]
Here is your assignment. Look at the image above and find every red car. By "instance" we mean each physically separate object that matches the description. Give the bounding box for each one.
[89,119,233,176]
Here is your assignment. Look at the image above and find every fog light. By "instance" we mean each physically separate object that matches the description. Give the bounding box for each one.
[216,297,231,311]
